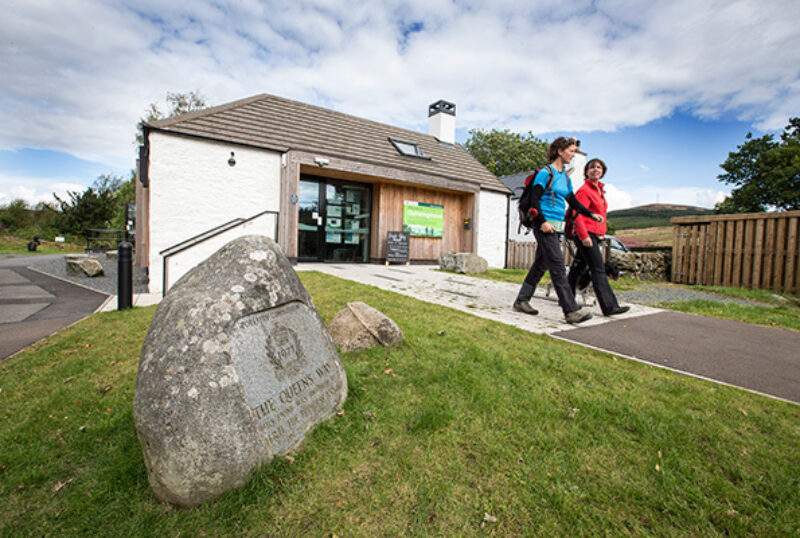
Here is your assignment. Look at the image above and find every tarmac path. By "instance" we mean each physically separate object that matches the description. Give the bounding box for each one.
[552,311,800,404]
[0,255,108,360]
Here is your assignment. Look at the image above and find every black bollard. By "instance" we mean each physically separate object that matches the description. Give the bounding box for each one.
[118,242,133,310]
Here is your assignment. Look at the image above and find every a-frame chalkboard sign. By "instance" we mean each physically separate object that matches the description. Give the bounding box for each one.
[385,231,410,265]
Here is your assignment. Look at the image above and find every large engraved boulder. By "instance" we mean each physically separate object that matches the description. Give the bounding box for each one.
[133,235,347,507]
[328,302,404,353]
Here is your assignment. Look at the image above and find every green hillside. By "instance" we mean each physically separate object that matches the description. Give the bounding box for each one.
[608,203,713,229]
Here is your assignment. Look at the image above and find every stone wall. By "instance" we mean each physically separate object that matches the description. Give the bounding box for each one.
[610,249,672,281]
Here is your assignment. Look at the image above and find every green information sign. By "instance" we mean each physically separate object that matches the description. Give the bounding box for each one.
[403,201,444,238]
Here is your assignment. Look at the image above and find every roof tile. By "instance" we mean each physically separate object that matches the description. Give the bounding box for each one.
[148,94,510,193]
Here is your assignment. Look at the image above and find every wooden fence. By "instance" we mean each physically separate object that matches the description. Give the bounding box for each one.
[507,240,580,269]
[671,210,800,293]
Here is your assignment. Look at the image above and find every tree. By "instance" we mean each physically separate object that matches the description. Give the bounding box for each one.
[109,172,136,230]
[464,129,549,177]
[715,118,800,213]
[135,91,207,145]
[0,199,32,231]
[54,175,126,234]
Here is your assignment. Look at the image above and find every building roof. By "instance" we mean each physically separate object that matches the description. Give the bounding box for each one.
[497,170,535,199]
[147,93,510,194]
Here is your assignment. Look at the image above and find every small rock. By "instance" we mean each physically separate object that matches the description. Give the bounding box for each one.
[66,255,104,277]
[328,302,404,353]
[438,252,488,274]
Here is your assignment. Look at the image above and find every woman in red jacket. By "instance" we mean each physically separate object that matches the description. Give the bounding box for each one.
[568,158,629,316]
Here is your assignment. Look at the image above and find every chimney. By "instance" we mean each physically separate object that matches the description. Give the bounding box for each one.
[428,100,456,144]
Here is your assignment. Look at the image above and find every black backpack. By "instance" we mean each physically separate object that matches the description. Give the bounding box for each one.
[517,165,555,233]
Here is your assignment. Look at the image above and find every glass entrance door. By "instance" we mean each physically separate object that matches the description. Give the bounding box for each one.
[297,179,322,260]
[297,177,371,262]
[323,182,370,262]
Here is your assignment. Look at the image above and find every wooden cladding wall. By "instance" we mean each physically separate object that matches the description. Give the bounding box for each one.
[672,211,800,293]
[372,183,473,261]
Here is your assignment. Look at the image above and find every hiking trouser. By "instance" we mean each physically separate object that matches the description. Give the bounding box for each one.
[569,234,620,315]
[516,228,579,315]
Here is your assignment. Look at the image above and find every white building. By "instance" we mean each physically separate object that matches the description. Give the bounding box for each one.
[136,94,511,294]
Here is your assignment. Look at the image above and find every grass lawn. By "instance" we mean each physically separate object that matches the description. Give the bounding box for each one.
[0,235,84,255]
[1,272,799,536]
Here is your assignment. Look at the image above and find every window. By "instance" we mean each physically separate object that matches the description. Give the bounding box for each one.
[389,137,429,159]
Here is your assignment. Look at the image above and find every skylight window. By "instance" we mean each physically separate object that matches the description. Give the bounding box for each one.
[389,138,429,159]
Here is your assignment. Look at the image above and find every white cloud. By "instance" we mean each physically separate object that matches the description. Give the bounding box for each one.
[602,182,729,211]
[0,0,798,168]
[639,164,650,172]
[626,185,728,209]
[603,183,634,211]
[0,173,85,206]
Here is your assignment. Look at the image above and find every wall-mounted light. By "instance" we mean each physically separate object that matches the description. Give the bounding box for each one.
[228,151,236,167]
[314,156,330,167]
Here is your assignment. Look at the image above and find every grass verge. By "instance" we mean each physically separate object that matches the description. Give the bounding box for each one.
[1,272,799,536]
[658,299,800,332]
[1,235,84,255]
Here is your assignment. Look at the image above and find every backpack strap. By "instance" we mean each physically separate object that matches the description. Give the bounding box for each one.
[542,165,557,206]
[543,165,556,194]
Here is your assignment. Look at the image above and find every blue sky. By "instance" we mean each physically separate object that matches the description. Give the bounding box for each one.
[1,0,798,210]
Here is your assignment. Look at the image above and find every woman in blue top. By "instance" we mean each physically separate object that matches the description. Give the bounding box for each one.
[513,137,603,324]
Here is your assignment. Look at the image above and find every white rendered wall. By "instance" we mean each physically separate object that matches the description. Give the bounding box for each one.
[568,151,587,187]
[477,190,508,268]
[508,197,536,243]
[147,132,282,294]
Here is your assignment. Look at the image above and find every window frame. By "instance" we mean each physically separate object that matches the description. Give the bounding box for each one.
[388,137,430,159]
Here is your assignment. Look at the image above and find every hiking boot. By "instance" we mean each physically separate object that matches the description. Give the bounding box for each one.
[513,300,539,315]
[565,308,592,324]
[605,306,630,316]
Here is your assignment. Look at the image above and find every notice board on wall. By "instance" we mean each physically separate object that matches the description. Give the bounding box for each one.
[402,201,443,238]
[386,231,409,264]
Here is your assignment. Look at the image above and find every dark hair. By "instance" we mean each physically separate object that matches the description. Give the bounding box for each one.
[584,158,607,178]
[547,136,580,162]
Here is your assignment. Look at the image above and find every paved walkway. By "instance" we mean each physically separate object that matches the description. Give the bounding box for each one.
[296,263,662,334]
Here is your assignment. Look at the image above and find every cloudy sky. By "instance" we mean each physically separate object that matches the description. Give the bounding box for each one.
[2,0,799,210]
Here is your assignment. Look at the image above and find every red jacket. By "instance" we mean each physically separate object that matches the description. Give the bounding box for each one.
[574,180,607,240]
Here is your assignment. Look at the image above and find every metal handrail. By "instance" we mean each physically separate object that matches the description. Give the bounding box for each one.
[159,218,244,256]
[162,210,280,295]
